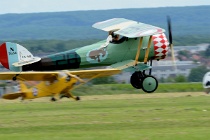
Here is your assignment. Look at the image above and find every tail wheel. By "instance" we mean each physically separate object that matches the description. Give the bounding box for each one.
[51,97,57,101]
[130,72,143,89]
[141,75,158,93]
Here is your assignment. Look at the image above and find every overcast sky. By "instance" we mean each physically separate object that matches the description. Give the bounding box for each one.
[0,0,210,14]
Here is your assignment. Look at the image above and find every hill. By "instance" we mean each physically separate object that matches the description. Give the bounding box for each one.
[0,6,210,45]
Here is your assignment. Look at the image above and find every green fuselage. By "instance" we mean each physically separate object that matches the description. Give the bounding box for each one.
[22,36,155,71]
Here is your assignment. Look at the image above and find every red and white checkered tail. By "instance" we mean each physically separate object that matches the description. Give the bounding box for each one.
[152,33,169,60]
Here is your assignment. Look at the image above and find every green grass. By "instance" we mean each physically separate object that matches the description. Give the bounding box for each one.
[0,92,210,140]
[73,83,203,96]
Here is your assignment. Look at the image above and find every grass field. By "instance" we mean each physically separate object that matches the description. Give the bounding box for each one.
[0,92,210,140]
[73,83,203,96]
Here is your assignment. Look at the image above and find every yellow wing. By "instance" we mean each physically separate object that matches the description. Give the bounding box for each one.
[0,69,121,81]
[0,71,59,81]
[69,68,121,79]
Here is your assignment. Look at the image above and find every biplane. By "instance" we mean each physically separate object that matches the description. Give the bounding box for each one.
[203,72,210,94]
[0,17,174,101]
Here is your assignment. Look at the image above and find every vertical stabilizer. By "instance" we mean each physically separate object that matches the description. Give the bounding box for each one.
[0,42,35,71]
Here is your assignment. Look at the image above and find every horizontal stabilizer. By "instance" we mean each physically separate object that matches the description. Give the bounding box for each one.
[12,57,41,67]
[2,92,23,100]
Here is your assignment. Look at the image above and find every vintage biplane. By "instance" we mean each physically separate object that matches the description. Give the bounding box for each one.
[0,17,174,101]
[203,72,210,94]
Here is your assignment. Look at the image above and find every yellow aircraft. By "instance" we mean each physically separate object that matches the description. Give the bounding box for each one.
[0,69,120,101]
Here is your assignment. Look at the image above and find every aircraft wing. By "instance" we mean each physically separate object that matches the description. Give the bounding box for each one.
[93,18,165,38]
[92,18,137,32]
[110,60,151,72]
[0,71,59,81]
[69,69,121,78]
[0,69,121,81]
[115,22,165,38]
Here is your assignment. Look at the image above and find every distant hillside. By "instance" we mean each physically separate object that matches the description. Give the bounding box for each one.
[0,6,210,45]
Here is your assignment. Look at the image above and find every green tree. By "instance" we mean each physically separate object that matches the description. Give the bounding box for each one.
[204,45,210,58]
[159,77,166,83]
[188,65,209,82]
[174,75,187,83]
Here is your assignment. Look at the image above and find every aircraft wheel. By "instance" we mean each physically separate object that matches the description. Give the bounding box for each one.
[51,97,57,101]
[76,96,80,101]
[130,72,143,89]
[141,75,158,93]
[12,77,17,81]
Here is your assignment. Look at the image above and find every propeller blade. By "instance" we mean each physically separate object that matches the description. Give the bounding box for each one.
[167,16,173,45]
[167,16,176,70]
[170,43,176,68]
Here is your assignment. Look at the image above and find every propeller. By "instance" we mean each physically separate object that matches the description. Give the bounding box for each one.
[167,16,176,70]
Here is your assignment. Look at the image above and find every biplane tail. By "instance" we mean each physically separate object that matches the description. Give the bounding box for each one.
[0,42,41,71]
[1,81,28,100]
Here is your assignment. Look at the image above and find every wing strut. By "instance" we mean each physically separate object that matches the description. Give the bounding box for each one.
[70,73,103,91]
[134,37,143,66]
[144,35,153,64]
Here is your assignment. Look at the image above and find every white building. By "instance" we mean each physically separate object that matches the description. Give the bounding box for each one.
[115,60,199,83]
[152,61,198,79]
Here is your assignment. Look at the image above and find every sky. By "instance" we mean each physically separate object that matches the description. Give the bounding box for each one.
[0,0,210,14]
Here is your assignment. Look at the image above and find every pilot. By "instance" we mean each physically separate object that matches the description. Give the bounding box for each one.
[112,34,119,42]
[110,31,119,42]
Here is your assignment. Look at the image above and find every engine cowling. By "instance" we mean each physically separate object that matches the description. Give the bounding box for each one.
[152,33,169,60]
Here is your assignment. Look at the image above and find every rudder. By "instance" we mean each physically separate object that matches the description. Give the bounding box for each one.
[0,42,35,71]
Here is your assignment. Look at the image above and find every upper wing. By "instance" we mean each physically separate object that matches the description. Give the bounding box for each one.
[115,23,165,38]
[92,18,165,38]
[0,69,121,81]
[92,18,137,32]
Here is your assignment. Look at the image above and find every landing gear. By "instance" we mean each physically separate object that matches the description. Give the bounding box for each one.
[130,72,144,89]
[130,71,158,93]
[75,96,80,101]
[51,97,57,101]
[12,74,20,81]
[60,93,80,101]
[141,75,158,93]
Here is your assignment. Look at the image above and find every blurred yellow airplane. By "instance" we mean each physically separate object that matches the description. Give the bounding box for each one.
[0,69,120,101]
